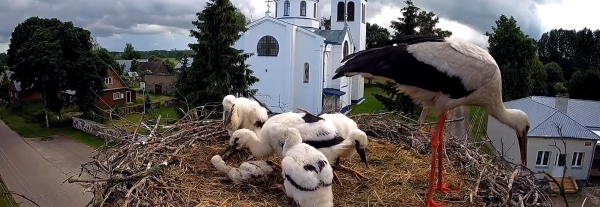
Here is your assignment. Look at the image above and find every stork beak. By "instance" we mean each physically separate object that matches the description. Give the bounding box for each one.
[223,104,235,128]
[517,133,528,167]
[355,144,368,168]
[220,143,238,161]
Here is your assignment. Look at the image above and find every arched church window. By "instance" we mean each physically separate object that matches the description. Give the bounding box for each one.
[257,36,279,57]
[362,4,365,23]
[275,2,278,17]
[300,1,306,16]
[347,2,355,21]
[284,0,290,16]
[343,41,349,58]
[336,2,345,21]
[313,3,317,18]
[304,63,309,83]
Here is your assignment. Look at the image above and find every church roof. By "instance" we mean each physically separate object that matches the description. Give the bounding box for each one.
[313,29,347,44]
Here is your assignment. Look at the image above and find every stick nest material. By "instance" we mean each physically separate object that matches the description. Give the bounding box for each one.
[67,106,553,207]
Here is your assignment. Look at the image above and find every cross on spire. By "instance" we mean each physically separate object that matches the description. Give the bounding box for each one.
[265,0,274,13]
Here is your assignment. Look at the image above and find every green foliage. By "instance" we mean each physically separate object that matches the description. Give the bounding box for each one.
[390,0,452,38]
[554,82,568,96]
[144,93,153,113]
[7,17,107,114]
[123,43,142,60]
[568,68,600,101]
[376,1,449,116]
[485,15,537,100]
[0,53,7,66]
[94,48,121,74]
[320,17,331,30]
[530,58,548,96]
[543,62,564,96]
[366,23,391,49]
[0,72,9,101]
[178,0,258,105]
[131,59,140,72]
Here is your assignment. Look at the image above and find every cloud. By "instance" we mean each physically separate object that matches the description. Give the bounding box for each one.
[0,0,583,53]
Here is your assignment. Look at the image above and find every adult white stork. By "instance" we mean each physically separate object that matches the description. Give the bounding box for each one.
[331,34,530,207]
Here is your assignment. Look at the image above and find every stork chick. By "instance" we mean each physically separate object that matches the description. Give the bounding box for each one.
[210,155,281,185]
[280,127,334,207]
[222,95,269,137]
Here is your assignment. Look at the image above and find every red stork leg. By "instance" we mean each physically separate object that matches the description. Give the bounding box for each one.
[425,113,446,207]
[436,113,456,194]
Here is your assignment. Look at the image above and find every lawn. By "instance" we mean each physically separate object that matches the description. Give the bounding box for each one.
[105,105,183,135]
[0,175,16,207]
[0,108,104,148]
[348,85,386,115]
[135,92,173,104]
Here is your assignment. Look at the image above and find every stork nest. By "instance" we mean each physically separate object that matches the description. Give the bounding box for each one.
[67,105,555,207]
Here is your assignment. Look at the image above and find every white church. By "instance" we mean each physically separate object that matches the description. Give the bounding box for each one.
[234,0,367,114]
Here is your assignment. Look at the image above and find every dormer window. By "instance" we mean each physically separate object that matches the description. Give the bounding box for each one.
[300,1,306,16]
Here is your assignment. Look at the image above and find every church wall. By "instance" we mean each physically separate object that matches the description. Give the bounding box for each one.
[236,19,293,113]
[292,28,324,114]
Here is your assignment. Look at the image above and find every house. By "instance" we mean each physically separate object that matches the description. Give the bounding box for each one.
[232,0,366,114]
[486,96,600,182]
[116,59,149,73]
[95,66,137,107]
[140,62,176,95]
[8,80,42,104]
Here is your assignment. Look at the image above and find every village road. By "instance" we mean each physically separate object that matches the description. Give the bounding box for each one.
[0,120,93,207]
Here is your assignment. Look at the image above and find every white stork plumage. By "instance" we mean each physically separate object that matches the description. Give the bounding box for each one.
[319,113,368,180]
[332,34,531,207]
[210,155,281,185]
[222,95,269,137]
[220,112,368,184]
[279,127,334,207]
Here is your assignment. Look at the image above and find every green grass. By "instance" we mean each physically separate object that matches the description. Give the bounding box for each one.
[135,92,173,104]
[0,175,16,207]
[105,105,182,135]
[0,108,104,148]
[349,85,386,115]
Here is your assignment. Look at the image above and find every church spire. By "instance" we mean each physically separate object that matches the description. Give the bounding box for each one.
[265,0,274,17]
[344,0,348,27]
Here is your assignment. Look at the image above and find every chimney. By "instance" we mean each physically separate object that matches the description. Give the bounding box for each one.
[555,95,569,114]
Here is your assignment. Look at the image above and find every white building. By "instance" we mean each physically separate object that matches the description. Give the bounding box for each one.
[234,0,367,114]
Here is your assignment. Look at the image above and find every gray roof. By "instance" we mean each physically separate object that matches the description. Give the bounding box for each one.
[504,97,600,140]
[313,28,348,44]
[127,72,139,78]
[175,57,194,69]
[116,59,149,73]
[529,96,600,128]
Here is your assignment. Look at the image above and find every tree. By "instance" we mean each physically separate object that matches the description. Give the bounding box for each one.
[530,58,548,96]
[568,68,600,101]
[0,53,7,66]
[130,59,140,73]
[123,43,142,60]
[544,62,565,96]
[7,17,107,120]
[485,15,538,100]
[376,0,451,116]
[178,0,258,105]
[94,48,121,74]
[366,23,391,49]
[148,55,161,61]
[320,17,331,30]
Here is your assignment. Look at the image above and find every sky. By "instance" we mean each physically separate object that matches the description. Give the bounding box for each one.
[0,0,599,53]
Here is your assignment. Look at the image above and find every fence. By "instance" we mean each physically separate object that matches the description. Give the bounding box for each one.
[72,116,127,142]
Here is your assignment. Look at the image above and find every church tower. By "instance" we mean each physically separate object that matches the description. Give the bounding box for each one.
[274,0,321,30]
[330,0,367,103]
[330,0,367,51]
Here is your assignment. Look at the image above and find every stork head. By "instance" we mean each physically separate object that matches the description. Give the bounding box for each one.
[349,129,369,168]
[283,128,303,147]
[506,109,530,167]
[221,128,256,161]
[222,95,236,127]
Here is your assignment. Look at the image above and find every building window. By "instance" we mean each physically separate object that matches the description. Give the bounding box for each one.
[555,153,566,167]
[535,151,551,166]
[336,2,345,21]
[257,35,279,56]
[343,41,349,58]
[284,0,290,16]
[303,62,309,83]
[300,1,306,16]
[571,152,584,167]
[313,3,317,18]
[275,2,278,16]
[113,92,118,100]
[105,77,113,85]
[347,2,355,21]
[361,4,365,23]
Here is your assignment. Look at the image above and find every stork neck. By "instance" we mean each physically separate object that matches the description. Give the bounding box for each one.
[485,101,517,129]
[247,133,274,158]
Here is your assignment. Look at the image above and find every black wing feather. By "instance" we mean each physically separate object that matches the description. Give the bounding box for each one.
[332,44,474,99]
[341,35,445,62]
